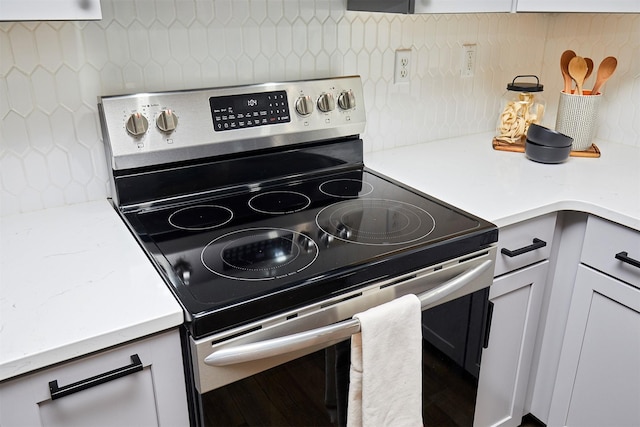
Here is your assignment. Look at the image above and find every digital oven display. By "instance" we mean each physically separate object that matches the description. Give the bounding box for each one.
[209,91,290,132]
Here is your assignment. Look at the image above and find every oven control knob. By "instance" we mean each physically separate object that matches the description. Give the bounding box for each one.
[156,109,178,133]
[319,232,334,248]
[295,95,314,117]
[337,90,356,110]
[125,112,149,137]
[297,233,316,253]
[317,92,335,113]
[336,224,352,240]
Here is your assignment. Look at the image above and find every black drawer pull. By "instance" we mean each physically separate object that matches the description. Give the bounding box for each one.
[49,354,143,400]
[501,238,547,258]
[615,251,640,269]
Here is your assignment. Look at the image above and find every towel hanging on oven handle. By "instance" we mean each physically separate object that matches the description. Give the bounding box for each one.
[204,259,493,367]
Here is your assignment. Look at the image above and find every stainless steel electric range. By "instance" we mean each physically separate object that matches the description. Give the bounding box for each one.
[99,76,498,426]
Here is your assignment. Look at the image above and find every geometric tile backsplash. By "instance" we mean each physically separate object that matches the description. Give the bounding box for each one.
[1,1,639,216]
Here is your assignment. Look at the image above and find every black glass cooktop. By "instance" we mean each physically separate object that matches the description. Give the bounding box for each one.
[126,168,496,338]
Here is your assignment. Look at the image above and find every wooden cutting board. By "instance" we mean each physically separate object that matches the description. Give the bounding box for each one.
[492,137,601,158]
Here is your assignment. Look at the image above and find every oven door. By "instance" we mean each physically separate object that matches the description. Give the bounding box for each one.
[189,246,496,425]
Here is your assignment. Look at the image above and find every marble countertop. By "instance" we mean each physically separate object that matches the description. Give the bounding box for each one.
[366,132,640,231]
[0,199,184,382]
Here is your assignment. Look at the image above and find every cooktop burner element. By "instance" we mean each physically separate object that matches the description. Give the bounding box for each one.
[169,205,234,231]
[319,178,374,198]
[248,191,311,214]
[316,198,435,245]
[201,228,318,281]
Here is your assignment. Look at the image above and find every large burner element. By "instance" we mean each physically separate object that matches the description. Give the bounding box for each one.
[201,228,318,281]
[316,198,436,245]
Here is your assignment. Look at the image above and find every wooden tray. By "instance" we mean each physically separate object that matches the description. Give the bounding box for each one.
[492,137,600,158]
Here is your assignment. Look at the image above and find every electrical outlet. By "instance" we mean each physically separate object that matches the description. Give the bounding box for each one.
[394,49,411,84]
[461,44,476,78]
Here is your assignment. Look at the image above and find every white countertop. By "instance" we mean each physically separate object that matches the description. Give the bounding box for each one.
[0,199,184,382]
[1,132,638,382]
[366,132,640,231]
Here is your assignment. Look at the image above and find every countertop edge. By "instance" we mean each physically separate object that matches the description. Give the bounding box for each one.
[0,312,184,383]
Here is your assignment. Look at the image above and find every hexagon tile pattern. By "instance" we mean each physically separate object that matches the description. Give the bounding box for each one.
[1,1,639,216]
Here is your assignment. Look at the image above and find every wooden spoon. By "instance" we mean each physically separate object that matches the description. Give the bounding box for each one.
[584,57,594,84]
[560,50,576,93]
[592,56,618,95]
[568,56,588,95]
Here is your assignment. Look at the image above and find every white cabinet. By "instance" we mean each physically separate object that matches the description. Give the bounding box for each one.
[547,216,640,427]
[413,0,513,13]
[475,261,548,427]
[0,0,102,21]
[347,0,514,13]
[516,0,640,13]
[0,329,189,427]
[474,213,556,427]
[348,0,639,13]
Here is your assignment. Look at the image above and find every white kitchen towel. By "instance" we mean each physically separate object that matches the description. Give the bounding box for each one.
[347,293,423,427]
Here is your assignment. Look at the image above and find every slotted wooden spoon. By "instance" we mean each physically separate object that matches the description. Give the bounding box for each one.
[568,56,588,95]
[592,56,618,95]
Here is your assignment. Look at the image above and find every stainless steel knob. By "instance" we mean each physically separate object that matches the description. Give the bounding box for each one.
[337,90,356,110]
[156,109,178,133]
[336,223,352,240]
[125,112,149,137]
[317,92,335,113]
[295,95,314,117]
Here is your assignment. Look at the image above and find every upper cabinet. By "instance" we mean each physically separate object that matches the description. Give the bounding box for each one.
[347,0,514,13]
[516,0,640,12]
[347,0,640,13]
[0,0,102,21]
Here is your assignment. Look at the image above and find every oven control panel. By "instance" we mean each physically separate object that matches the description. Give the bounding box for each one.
[210,90,291,132]
[99,76,366,170]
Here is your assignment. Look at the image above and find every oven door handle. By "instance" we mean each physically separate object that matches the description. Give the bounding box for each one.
[204,259,493,367]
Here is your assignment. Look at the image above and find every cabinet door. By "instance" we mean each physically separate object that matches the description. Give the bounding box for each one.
[516,0,640,12]
[548,266,640,427]
[0,0,102,21]
[474,261,548,427]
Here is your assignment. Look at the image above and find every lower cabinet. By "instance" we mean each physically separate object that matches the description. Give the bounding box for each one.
[474,261,549,427]
[547,265,640,427]
[0,329,189,427]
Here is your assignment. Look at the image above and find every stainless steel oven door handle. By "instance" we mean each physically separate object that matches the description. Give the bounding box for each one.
[204,259,493,367]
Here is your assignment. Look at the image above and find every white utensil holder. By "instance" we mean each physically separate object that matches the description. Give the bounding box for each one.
[555,90,601,151]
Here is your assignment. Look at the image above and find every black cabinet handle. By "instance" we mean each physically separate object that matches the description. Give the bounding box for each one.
[483,300,494,349]
[615,251,640,269]
[49,354,143,400]
[501,238,547,258]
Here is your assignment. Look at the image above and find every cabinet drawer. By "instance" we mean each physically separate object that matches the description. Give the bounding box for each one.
[581,216,640,287]
[494,213,556,277]
[0,329,188,426]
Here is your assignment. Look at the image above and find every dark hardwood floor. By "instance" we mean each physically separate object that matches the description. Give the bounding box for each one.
[200,339,516,427]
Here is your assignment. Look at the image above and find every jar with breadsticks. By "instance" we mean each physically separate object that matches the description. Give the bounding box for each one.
[494,75,545,145]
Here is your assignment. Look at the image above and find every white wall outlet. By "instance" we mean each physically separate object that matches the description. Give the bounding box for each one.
[461,44,477,78]
[394,49,411,84]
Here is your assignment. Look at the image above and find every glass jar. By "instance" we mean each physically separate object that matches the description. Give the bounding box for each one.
[495,75,545,144]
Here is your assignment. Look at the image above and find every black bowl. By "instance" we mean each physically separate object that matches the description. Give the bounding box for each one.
[525,140,571,164]
[527,123,573,148]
